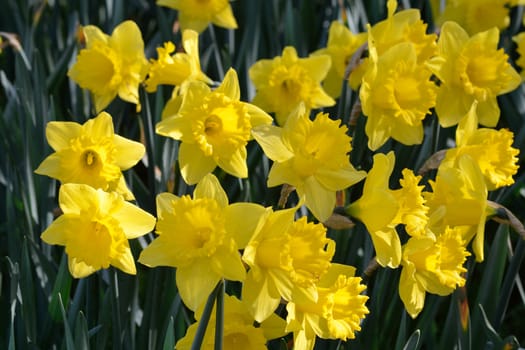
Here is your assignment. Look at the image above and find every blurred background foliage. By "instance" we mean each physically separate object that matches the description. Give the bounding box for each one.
[0,0,524,349]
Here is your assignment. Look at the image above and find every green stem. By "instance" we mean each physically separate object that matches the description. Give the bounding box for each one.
[214,280,225,350]
[191,280,223,350]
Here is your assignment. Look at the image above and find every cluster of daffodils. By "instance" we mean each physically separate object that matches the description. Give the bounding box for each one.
[36,0,524,348]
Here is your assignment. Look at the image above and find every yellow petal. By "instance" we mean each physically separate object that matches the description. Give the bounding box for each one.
[85,111,114,138]
[216,147,248,179]
[370,227,402,268]
[111,246,137,275]
[436,85,473,127]
[113,135,145,170]
[40,215,73,245]
[245,103,273,129]
[83,25,108,47]
[267,161,301,188]
[156,192,179,221]
[243,271,281,323]
[45,121,80,151]
[301,54,331,82]
[251,125,294,162]
[316,167,366,191]
[177,260,222,311]
[301,176,336,222]
[109,20,145,60]
[210,245,246,281]
[476,97,500,128]
[212,3,238,29]
[178,13,209,33]
[113,201,156,239]
[224,203,269,249]
[215,68,240,101]
[179,142,216,185]
[138,236,177,267]
[155,115,187,140]
[68,257,97,278]
[438,21,469,59]
[399,264,426,318]
[194,173,228,208]
[34,153,62,178]
[58,183,98,215]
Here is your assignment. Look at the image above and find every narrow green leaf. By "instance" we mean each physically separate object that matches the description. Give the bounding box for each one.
[20,239,37,342]
[191,281,222,350]
[162,317,175,350]
[48,253,72,322]
[402,329,421,350]
[59,292,76,350]
[214,280,224,350]
[74,311,90,350]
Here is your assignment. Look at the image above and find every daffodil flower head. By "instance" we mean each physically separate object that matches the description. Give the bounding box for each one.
[286,263,369,350]
[399,227,470,318]
[156,0,238,33]
[346,151,401,268]
[427,21,521,127]
[175,295,288,350]
[312,21,367,98]
[35,112,145,200]
[41,183,155,278]
[156,68,272,184]
[435,0,523,35]
[138,174,263,310]
[442,102,520,190]
[360,37,437,151]
[252,106,366,222]
[424,154,488,261]
[68,21,148,113]
[144,29,212,93]
[249,46,335,125]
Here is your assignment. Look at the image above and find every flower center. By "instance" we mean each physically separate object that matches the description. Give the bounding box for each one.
[66,218,114,269]
[83,150,98,167]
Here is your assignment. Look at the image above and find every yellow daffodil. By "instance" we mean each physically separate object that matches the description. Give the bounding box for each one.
[144,29,211,93]
[442,102,520,190]
[393,169,429,237]
[68,21,148,112]
[350,0,437,89]
[286,264,369,350]
[513,32,525,80]
[242,210,335,322]
[157,0,237,33]
[138,174,265,310]
[427,21,521,127]
[399,227,470,318]
[252,106,366,222]
[249,46,335,125]
[435,0,525,35]
[35,112,145,200]
[424,154,488,261]
[156,68,272,185]
[345,152,401,268]
[41,183,155,278]
[360,38,437,151]
[176,295,287,349]
[312,21,367,98]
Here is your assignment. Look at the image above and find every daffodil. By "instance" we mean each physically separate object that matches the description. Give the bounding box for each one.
[441,102,520,190]
[41,183,155,278]
[35,112,145,200]
[360,38,437,151]
[68,21,148,112]
[513,32,525,80]
[176,294,287,349]
[435,0,525,35]
[424,154,488,261]
[312,21,367,98]
[144,29,211,93]
[345,152,401,268]
[242,211,335,322]
[156,68,272,185]
[350,0,437,89]
[138,174,263,311]
[249,46,335,125]
[427,21,521,127]
[286,264,369,350]
[157,0,237,33]
[399,227,470,318]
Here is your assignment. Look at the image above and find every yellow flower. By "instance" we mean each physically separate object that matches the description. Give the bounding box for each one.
[346,152,401,268]
[252,107,366,222]
[360,38,437,151]
[435,0,524,35]
[513,32,525,80]
[442,102,520,190]
[68,21,148,112]
[427,21,521,127]
[138,174,263,311]
[286,264,369,350]
[156,0,237,33]
[393,169,429,237]
[242,210,335,322]
[144,30,211,92]
[175,295,287,350]
[350,0,437,89]
[399,227,470,318]
[249,46,335,125]
[312,21,367,98]
[424,154,488,261]
[35,112,145,200]
[41,183,155,278]
[156,68,272,185]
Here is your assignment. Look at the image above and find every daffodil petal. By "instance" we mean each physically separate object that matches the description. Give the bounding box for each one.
[177,260,222,311]
[252,125,294,162]
[68,257,97,278]
[179,142,216,185]
[224,203,268,249]
[194,173,228,208]
[110,245,137,275]
[113,201,156,239]
[45,121,80,151]
[40,215,73,245]
[301,177,336,222]
[215,68,240,101]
